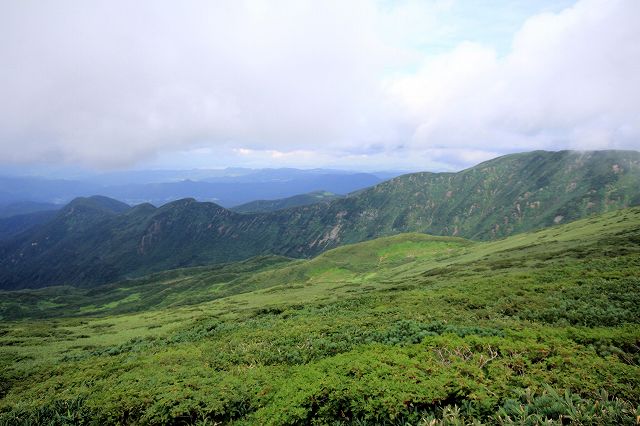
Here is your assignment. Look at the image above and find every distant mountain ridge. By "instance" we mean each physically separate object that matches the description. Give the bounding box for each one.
[103,173,380,206]
[0,168,389,207]
[231,191,343,213]
[0,201,61,218]
[1,150,639,289]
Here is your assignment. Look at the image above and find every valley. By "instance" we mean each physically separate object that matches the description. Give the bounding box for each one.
[1,206,638,424]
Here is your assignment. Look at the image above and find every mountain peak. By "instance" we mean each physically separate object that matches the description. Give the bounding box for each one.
[63,195,130,215]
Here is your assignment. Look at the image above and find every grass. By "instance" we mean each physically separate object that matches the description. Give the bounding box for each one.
[0,207,639,424]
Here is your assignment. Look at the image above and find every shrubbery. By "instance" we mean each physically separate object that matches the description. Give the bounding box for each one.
[1,209,639,424]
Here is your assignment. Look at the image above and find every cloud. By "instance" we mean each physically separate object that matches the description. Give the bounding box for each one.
[389,0,640,159]
[0,0,403,167]
[0,0,638,171]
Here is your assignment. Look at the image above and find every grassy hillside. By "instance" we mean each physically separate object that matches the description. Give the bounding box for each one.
[2,150,639,289]
[231,191,343,213]
[0,255,295,320]
[0,207,638,424]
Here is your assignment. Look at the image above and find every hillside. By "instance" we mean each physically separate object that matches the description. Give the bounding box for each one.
[1,207,638,424]
[0,210,58,241]
[1,150,639,289]
[231,191,343,213]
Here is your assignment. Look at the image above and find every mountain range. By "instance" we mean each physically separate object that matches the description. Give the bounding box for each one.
[231,191,343,213]
[0,168,390,208]
[0,150,638,289]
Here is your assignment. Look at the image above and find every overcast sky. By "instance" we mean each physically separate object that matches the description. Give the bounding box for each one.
[1,0,638,172]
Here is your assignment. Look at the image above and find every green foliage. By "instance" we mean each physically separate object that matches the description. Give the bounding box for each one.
[369,320,504,345]
[0,255,294,320]
[0,397,98,426]
[522,276,640,326]
[495,387,640,425]
[0,207,639,424]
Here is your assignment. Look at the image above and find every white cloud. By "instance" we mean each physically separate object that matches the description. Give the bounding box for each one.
[390,0,640,159]
[0,0,638,171]
[0,0,404,167]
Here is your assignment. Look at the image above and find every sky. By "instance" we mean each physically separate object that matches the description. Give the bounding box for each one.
[0,0,638,173]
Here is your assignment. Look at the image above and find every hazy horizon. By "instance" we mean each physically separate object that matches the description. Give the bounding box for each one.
[3,147,639,181]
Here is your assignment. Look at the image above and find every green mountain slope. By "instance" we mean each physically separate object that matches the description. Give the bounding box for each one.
[0,210,58,241]
[1,150,639,289]
[0,255,295,320]
[1,207,638,424]
[231,190,343,213]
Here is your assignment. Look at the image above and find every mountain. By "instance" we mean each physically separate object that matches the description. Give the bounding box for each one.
[62,195,131,214]
[0,210,59,241]
[84,167,391,186]
[101,172,381,207]
[0,195,129,242]
[0,201,63,241]
[1,150,639,289]
[1,207,638,423]
[0,168,389,207]
[0,176,96,206]
[0,201,61,218]
[231,191,343,213]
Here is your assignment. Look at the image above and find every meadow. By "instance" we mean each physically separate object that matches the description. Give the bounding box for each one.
[1,207,639,424]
